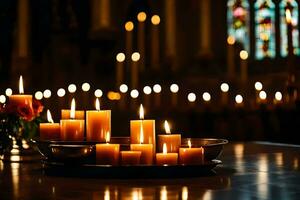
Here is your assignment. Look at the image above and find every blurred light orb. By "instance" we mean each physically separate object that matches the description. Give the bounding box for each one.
[125,21,134,31]
[81,82,90,92]
[170,84,179,93]
[94,89,103,98]
[107,91,121,101]
[143,86,152,95]
[68,84,77,93]
[116,53,125,62]
[0,95,6,104]
[153,84,162,93]
[254,81,263,91]
[43,89,51,98]
[227,36,235,45]
[202,92,211,102]
[151,15,160,25]
[220,83,229,92]
[57,88,66,97]
[131,52,140,62]
[130,89,139,98]
[240,50,248,60]
[5,88,12,96]
[235,94,243,104]
[187,93,196,102]
[275,91,282,101]
[259,90,267,100]
[137,12,147,22]
[34,91,43,100]
[119,84,128,93]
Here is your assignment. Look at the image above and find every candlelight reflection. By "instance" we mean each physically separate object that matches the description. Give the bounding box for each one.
[293,158,298,170]
[257,154,269,198]
[203,190,212,200]
[104,187,110,200]
[275,153,283,167]
[160,186,167,200]
[181,186,188,200]
[11,162,20,199]
[234,143,245,172]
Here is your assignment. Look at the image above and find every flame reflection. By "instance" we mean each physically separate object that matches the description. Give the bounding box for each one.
[234,144,245,173]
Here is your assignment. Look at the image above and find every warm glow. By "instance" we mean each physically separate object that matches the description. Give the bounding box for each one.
[182,186,188,200]
[33,91,42,100]
[0,95,6,104]
[57,88,66,97]
[286,9,292,24]
[107,91,121,100]
[140,123,144,144]
[116,53,125,62]
[151,15,160,25]
[105,131,111,143]
[220,83,229,92]
[170,84,179,93]
[227,36,235,45]
[125,21,134,31]
[95,98,100,111]
[240,50,248,60]
[188,139,192,148]
[137,12,147,22]
[81,82,90,92]
[153,84,162,93]
[275,91,282,101]
[130,89,139,98]
[70,98,76,119]
[235,94,243,104]
[68,84,77,93]
[94,89,103,98]
[143,86,152,95]
[164,120,171,134]
[255,82,263,91]
[187,93,196,102]
[131,52,140,62]
[259,90,267,100]
[119,84,128,93]
[5,88,12,96]
[47,110,54,123]
[104,188,110,200]
[139,104,144,120]
[163,143,167,154]
[19,76,24,94]
[202,92,211,102]
[43,89,51,98]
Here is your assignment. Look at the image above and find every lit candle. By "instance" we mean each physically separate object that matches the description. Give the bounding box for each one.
[179,140,204,165]
[158,120,181,153]
[9,76,32,108]
[39,110,60,140]
[96,132,120,165]
[60,98,85,141]
[156,143,178,166]
[120,151,142,165]
[86,98,111,142]
[61,109,85,119]
[130,124,153,165]
[130,104,155,154]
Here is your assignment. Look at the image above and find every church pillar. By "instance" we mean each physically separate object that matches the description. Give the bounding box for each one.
[199,0,212,56]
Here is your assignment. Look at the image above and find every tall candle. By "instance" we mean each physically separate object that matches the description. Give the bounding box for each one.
[179,140,204,165]
[96,132,120,165]
[158,120,181,153]
[86,98,111,142]
[60,98,85,141]
[130,104,155,153]
[156,143,178,165]
[40,110,60,140]
[9,76,32,108]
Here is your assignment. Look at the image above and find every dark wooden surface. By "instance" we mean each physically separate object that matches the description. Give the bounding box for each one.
[1,142,300,200]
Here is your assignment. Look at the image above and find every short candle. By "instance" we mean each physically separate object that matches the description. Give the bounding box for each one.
[158,120,181,153]
[39,110,60,140]
[96,132,120,165]
[179,140,204,165]
[120,151,142,165]
[9,76,32,109]
[156,143,178,166]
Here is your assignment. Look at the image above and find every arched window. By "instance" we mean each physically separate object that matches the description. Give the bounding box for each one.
[227,0,250,51]
[280,0,300,57]
[254,0,276,59]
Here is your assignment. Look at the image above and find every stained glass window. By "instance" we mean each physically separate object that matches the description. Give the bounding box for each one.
[280,0,300,56]
[254,0,276,59]
[227,0,250,52]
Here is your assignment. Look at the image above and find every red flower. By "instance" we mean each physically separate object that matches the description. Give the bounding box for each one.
[17,104,34,121]
[32,99,44,116]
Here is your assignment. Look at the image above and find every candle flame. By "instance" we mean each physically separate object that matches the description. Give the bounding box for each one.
[47,110,54,123]
[164,120,171,134]
[286,9,292,24]
[188,139,192,148]
[70,98,76,119]
[105,131,110,143]
[95,98,100,111]
[140,123,144,144]
[19,75,24,94]
[163,143,167,154]
[139,104,144,119]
